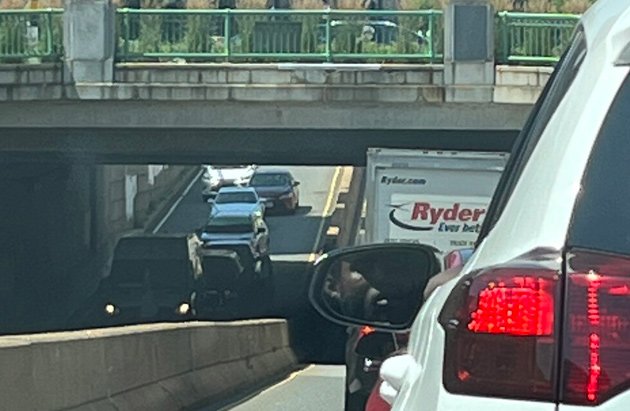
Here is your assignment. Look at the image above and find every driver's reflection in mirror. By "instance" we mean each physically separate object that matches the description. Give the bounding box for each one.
[323,250,432,326]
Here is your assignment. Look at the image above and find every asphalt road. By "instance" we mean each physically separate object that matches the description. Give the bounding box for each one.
[155,165,341,315]
[202,365,345,411]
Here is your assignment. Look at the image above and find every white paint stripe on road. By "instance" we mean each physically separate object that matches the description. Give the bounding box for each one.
[152,168,204,234]
[308,166,343,263]
[216,365,315,411]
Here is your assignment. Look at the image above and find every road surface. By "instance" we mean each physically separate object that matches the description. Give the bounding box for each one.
[202,365,345,411]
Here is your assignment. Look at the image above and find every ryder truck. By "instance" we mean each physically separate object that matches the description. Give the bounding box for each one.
[363,148,508,255]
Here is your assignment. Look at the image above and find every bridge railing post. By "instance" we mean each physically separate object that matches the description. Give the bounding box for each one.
[63,0,115,84]
[443,0,495,103]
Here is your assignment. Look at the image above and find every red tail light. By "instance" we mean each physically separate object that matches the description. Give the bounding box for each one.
[562,250,630,405]
[439,263,560,402]
[439,251,630,405]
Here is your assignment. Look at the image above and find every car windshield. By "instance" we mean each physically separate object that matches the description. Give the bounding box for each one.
[215,192,257,204]
[204,216,253,233]
[250,173,290,186]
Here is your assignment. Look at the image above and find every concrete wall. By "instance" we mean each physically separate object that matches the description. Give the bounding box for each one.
[0,320,298,411]
[0,63,546,105]
[0,162,198,334]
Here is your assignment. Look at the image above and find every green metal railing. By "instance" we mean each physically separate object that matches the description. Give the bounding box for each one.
[0,9,581,65]
[496,11,580,64]
[116,9,444,63]
[0,9,64,62]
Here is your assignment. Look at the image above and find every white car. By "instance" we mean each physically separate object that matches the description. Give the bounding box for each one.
[310,1,630,410]
[201,165,257,202]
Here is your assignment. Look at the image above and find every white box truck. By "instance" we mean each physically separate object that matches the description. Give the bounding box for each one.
[364,148,508,256]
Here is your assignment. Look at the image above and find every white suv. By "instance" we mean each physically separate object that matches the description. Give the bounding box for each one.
[309,1,630,410]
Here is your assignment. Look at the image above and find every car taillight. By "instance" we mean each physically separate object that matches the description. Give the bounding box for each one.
[360,325,376,338]
[439,263,560,402]
[562,250,630,405]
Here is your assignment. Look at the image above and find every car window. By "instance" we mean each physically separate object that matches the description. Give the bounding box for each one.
[567,73,630,255]
[476,25,588,247]
[216,192,257,204]
[250,173,291,186]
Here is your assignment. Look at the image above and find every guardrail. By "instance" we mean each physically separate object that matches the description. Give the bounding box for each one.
[0,9,580,65]
[0,9,63,62]
[496,12,580,64]
[116,8,443,63]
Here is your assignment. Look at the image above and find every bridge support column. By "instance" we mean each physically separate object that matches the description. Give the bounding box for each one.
[443,0,495,103]
[63,0,115,83]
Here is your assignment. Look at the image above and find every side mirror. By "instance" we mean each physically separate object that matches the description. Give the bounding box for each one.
[293,181,300,187]
[309,243,440,331]
[257,227,266,234]
[206,199,215,206]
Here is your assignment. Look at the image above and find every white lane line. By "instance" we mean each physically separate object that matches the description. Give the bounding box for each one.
[308,166,343,263]
[152,168,204,234]
[216,365,315,411]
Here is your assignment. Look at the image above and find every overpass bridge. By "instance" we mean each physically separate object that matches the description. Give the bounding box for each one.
[0,0,570,164]
[0,62,548,164]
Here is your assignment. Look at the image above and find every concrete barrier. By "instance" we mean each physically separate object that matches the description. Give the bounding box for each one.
[0,320,297,411]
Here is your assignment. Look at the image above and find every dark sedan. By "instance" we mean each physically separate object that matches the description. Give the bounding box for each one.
[248,168,300,214]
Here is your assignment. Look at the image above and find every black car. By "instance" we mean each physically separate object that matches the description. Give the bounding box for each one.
[97,234,203,326]
[194,248,245,318]
[198,210,274,315]
[248,168,300,214]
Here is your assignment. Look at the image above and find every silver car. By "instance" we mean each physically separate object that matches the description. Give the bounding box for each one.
[201,165,257,202]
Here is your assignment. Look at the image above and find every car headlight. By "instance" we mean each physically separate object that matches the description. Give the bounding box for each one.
[176,302,190,315]
[105,303,118,316]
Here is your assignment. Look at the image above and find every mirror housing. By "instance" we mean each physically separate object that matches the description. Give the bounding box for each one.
[256,227,266,234]
[309,243,440,332]
[293,181,300,187]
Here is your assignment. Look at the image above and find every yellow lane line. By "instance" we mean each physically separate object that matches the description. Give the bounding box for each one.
[308,166,343,263]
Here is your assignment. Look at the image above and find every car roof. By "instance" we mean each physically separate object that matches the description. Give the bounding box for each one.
[217,186,257,194]
[212,203,259,213]
[210,209,255,219]
[582,0,630,66]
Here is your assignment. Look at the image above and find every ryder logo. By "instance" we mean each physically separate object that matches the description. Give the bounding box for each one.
[389,202,486,232]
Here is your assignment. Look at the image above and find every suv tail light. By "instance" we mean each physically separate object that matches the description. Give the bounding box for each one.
[439,250,630,405]
[562,250,630,405]
[439,261,561,402]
